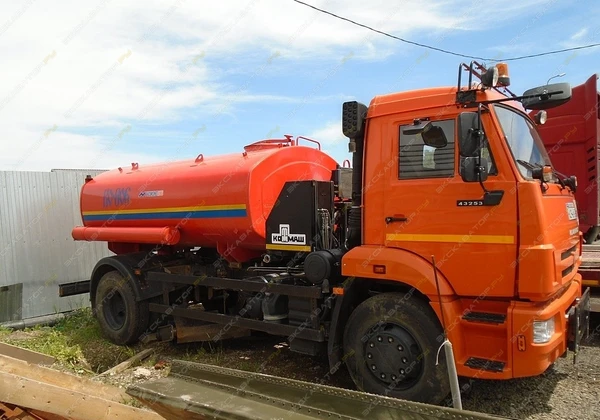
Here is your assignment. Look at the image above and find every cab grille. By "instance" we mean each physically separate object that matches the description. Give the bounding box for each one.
[560,243,578,281]
[562,265,574,278]
[561,245,577,261]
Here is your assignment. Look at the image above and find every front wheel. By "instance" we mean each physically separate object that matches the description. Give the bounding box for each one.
[343,292,450,404]
[94,271,149,345]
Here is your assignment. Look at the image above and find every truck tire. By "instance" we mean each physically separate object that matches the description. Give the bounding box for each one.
[94,271,149,345]
[584,226,599,244]
[343,292,450,404]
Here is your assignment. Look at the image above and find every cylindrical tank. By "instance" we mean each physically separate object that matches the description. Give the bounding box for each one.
[73,140,338,262]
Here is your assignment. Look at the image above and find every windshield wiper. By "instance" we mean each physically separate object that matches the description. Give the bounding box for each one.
[551,167,577,191]
[516,159,539,171]
[516,160,574,190]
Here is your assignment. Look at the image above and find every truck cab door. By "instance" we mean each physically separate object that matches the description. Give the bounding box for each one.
[382,115,518,298]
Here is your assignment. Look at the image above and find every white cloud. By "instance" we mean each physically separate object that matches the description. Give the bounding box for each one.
[0,0,556,171]
[0,128,163,172]
[308,121,345,145]
[570,28,588,41]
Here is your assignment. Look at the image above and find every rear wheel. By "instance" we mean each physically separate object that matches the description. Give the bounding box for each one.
[584,226,599,244]
[343,292,450,404]
[94,271,149,345]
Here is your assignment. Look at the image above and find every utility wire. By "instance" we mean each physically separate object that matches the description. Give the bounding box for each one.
[291,0,600,62]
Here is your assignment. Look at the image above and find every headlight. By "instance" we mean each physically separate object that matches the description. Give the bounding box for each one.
[533,318,555,344]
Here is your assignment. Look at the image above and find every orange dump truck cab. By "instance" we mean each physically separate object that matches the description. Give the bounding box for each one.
[68,61,590,406]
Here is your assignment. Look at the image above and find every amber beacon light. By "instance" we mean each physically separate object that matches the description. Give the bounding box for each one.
[495,62,510,86]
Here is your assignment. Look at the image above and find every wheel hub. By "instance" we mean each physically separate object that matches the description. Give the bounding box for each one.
[364,323,423,387]
[103,290,126,330]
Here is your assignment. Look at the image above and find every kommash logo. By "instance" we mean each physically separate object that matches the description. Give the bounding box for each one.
[271,224,306,245]
[139,190,164,198]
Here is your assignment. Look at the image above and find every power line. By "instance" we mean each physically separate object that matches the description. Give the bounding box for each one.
[291,0,600,62]
[502,43,600,61]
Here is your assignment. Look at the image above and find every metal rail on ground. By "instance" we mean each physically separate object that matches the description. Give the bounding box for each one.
[127,360,511,420]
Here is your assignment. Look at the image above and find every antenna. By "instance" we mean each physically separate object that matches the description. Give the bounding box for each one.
[547,73,566,85]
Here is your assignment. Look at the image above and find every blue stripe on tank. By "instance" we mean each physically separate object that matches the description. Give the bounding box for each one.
[82,208,247,221]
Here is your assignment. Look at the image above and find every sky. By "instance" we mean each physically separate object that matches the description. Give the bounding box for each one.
[0,0,599,171]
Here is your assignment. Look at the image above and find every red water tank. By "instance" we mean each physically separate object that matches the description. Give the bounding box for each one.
[72,139,338,262]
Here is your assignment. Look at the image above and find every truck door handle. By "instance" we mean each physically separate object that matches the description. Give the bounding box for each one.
[385,216,408,224]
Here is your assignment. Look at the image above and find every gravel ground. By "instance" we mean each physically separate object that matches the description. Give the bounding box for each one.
[461,339,600,419]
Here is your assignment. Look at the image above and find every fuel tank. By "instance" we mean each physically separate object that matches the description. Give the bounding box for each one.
[72,139,338,262]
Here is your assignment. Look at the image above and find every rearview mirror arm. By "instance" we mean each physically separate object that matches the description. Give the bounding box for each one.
[457,89,566,107]
[475,103,488,194]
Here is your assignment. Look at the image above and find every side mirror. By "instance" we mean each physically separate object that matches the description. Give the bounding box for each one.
[422,126,448,148]
[458,112,481,157]
[461,156,488,183]
[521,83,572,110]
[402,120,448,148]
[403,119,431,135]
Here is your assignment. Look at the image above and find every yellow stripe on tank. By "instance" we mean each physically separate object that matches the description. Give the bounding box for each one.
[266,244,312,252]
[83,204,247,216]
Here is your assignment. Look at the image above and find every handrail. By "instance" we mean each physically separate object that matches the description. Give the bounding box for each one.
[295,136,321,150]
[243,138,295,152]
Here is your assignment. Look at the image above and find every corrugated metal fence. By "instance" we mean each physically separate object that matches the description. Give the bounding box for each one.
[0,170,111,322]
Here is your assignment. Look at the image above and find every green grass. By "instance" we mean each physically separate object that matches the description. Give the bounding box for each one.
[4,326,84,366]
[0,325,12,339]
[0,308,139,373]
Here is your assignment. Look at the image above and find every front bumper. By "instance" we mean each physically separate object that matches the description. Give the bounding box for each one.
[511,278,585,378]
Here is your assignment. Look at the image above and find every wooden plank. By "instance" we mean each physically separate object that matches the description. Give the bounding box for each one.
[97,348,154,377]
[0,402,40,420]
[174,319,250,344]
[0,343,56,366]
[0,355,126,403]
[26,409,70,420]
[0,371,164,420]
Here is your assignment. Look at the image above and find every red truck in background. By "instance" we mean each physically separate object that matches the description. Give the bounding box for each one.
[535,74,600,243]
[536,74,600,293]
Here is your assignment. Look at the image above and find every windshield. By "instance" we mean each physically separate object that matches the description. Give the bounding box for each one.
[493,105,552,179]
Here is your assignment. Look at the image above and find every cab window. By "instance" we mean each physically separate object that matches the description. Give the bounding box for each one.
[398,120,455,179]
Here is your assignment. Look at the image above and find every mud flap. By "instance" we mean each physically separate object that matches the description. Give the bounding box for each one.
[567,287,591,359]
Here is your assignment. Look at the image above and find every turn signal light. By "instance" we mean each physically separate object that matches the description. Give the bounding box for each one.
[373,265,386,274]
[333,287,345,295]
[532,165,553,182]
[542,166,553,182]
